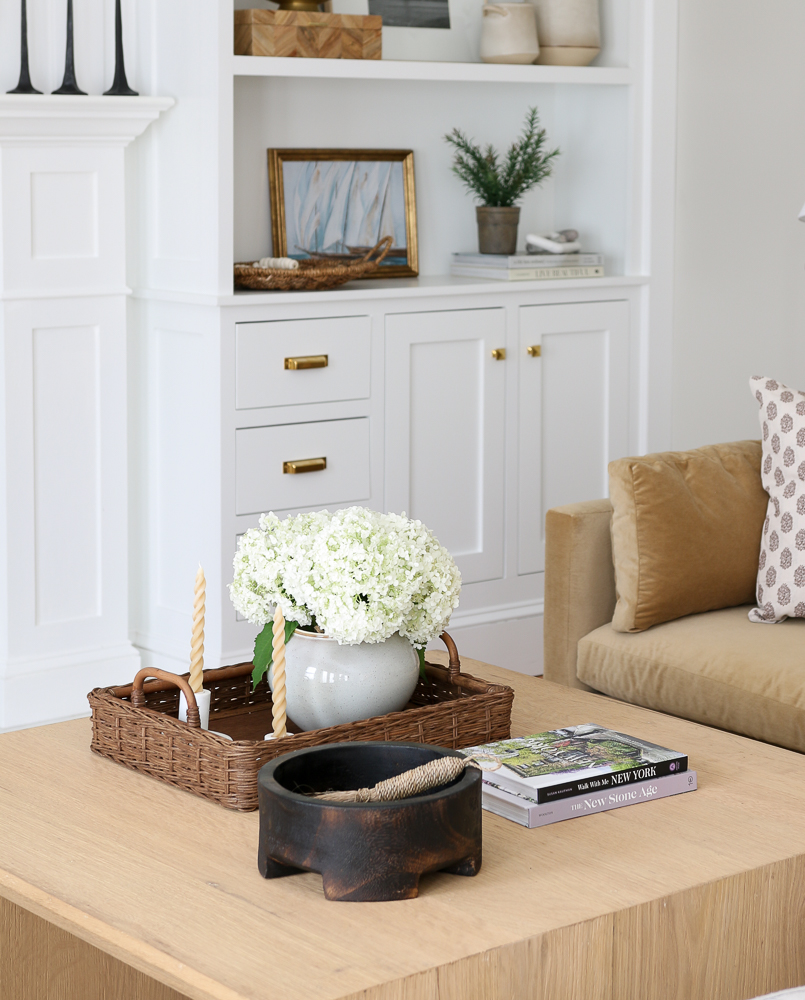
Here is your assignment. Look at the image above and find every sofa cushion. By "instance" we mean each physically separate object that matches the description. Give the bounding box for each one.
[748,376,805,623]
[609,441,767,632]
[577,606,805,752]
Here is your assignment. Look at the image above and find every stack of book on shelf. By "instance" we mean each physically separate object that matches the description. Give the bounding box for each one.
[451,252,604,282]
[460,723,696,828]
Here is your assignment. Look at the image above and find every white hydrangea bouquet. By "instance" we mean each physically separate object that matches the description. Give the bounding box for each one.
[230,506,462,686]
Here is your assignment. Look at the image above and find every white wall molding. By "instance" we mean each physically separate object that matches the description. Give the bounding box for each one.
[0,95,174,143]
[449,600,544,631]
[0,96,172,729]
[1,286,132,300]
[0,642,140,731]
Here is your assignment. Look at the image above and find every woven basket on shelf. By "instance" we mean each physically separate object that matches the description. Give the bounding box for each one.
[88,633,514,811]
[234,236,392,291]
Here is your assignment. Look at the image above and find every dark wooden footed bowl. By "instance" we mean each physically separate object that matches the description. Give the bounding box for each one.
[257,741,482,901]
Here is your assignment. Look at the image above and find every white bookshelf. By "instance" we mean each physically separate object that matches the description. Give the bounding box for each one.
[126,0,678,690]
[231,55,633,85]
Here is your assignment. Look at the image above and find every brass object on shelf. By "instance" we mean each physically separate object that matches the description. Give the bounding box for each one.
[285,354,328,370]
[283,457,327,474]
[527,345,541,357]
[274,0,325,11]
[491,348,506,360]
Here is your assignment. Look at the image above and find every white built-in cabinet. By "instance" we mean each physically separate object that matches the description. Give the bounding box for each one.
[124,0,678,691]
[201,283,641,677]
[0,0,679,726]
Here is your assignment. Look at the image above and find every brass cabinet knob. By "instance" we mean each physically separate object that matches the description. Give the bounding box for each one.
[284,354,328,370]
[527,345,541,357]
[283,457,327,474]
[491,348,506,360]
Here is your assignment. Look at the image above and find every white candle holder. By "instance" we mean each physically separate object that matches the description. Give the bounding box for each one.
[179,688,211,730]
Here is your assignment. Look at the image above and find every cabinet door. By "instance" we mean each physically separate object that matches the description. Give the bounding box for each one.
[519,300,630,575]
[385,308,506,584]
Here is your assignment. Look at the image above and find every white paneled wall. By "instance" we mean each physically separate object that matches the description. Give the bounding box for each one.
[0,98,170,729]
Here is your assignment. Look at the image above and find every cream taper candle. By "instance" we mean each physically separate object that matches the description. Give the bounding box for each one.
[189,565,205,694]
[272,605,287,739]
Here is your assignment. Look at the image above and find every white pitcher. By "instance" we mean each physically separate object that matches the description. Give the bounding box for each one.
[480,1,539,65]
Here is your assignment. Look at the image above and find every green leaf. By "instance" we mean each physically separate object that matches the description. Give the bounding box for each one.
[252,619,299,690]
[418,646,427,681]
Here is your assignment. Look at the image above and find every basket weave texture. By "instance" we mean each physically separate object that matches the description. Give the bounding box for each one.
[88,637,513,811]
[234,236,392,291]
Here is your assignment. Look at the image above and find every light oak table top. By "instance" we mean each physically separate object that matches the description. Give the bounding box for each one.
[2,657,805,1000]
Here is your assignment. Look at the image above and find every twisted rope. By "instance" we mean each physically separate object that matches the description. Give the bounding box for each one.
[272,607,287,739]
[311,756,469,803]
[189,566,205,694]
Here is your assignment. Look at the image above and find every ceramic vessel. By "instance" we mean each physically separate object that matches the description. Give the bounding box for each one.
[528,0,600,66]
[477,205,520,254]
[270,630,420,731]
[480,2,539,65]
[178,688,211,729]
[257,741,483,901]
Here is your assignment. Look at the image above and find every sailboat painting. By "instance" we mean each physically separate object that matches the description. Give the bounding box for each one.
[269,149,418,277]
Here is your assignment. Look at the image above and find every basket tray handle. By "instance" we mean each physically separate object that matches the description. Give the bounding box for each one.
[361,235,393,264]
[439,631,461,683]
[130,668,201,728]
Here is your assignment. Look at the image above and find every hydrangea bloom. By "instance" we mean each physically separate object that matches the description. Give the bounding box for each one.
[230,507,461,646]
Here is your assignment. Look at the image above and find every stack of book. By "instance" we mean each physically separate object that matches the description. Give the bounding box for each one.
[451,252,604,282]
[460,723,696,828]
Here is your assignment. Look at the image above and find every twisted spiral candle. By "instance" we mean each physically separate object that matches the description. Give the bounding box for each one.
[272,605,287,739]
[189,566,205,694]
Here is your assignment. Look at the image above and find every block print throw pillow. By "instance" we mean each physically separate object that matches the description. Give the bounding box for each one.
[749,375,805,622]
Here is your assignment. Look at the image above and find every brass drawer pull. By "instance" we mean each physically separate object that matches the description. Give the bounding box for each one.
[527,345,541,357]
[283,457,327,474]
[491,348,506,360]
[284,354,328,370]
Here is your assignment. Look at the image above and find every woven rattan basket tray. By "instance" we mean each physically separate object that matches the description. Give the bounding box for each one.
[88,633,513,811]
[233,236,392,291]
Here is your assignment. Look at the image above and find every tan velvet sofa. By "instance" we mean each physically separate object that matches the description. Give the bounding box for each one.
[543,456,805,755]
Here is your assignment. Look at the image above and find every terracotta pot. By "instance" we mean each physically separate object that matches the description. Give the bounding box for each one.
[528,0,601,66]
[476,206,520,255]
[480,3,539,65]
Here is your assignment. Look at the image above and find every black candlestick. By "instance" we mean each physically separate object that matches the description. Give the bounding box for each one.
[53,0,86,95]
[104,0,137,95]
[8,0,41,94]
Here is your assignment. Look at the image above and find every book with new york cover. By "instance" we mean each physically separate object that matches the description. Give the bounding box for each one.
[460,723,688,804]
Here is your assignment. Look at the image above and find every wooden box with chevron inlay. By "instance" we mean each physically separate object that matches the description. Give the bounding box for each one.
[234,9,382,60]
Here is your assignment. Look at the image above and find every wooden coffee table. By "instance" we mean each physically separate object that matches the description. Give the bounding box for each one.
[2,657,805,1000]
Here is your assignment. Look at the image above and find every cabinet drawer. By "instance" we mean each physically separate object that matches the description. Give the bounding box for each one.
[236,417,370,515]
[236,316,371,409]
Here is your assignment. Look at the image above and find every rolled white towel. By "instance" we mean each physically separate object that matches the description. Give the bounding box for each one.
[253,256,299,270]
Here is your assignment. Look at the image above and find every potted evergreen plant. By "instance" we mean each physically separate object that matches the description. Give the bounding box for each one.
[444,107,560,255]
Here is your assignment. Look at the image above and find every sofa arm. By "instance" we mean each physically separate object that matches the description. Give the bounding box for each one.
[544,499,617,690]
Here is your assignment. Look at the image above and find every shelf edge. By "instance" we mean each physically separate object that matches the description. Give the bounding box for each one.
[231,56,633,85]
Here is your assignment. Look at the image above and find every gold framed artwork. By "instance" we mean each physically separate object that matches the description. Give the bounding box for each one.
[268,149,418,278]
